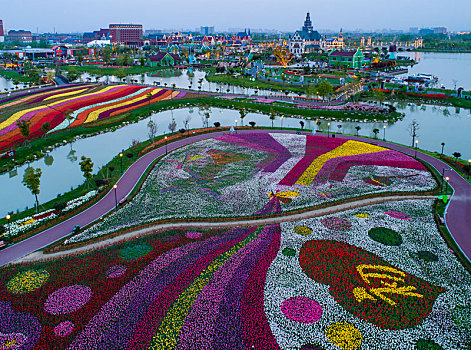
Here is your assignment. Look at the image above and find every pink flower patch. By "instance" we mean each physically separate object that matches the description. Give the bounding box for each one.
[44,285,93,315]
[281,296,323,324]
[321,217,352,231]
[185,231,203,239]
[105,265,127,279]
[385,211,409,220]
[54,321,74,337]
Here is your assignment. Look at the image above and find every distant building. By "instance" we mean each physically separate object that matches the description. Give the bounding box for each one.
[433,27,447,34]
[83,28,109,44]
[200,26,214,35]
[109,24,143,46]
[147,52,181,67]
[289,13,343,56]
[289,13,321,56]
[419,28,434,36]
[7,30,32,42]
[409,27,419,34]
[0,20,4,42]
[328,48,364,69]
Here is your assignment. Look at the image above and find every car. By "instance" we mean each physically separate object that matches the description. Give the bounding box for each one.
[72,225,80,234]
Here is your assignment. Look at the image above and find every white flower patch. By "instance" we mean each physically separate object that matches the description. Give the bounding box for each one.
[264,199,471,350]
[5,191,98,239]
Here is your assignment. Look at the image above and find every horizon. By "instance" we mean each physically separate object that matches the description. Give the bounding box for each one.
[1,0,470,34]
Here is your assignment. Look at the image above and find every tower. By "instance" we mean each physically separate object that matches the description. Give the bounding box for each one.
[302,12,314,33]
[339,28,343,41]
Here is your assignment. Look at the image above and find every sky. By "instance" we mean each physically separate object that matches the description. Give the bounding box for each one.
[2,0,470,33]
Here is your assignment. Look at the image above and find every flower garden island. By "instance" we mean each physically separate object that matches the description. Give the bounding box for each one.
[1,127,470,350]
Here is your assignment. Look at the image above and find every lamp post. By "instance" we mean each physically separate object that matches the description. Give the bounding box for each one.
[119,152,123,174]
[113,184,118,210]
[5,214,11,244]
[444,176,450,195]
[414,140,419,158]
[327,122,331,138]
[280,115,284,130]
[164,136,168,154]
[441,168,451,194]
[383,125,386,141]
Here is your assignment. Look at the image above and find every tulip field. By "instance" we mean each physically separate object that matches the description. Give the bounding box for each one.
[2,132,466,349]
[0,196,469,349]
[70,133,436,243]
[0,84,191,151]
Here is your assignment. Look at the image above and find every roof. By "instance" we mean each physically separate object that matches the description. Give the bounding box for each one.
[148,52,167,62]
[329,50,356,57]
[149,52,181,62]
[292,30,321,41]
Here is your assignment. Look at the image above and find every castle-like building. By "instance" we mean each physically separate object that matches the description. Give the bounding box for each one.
[289,13,344,56]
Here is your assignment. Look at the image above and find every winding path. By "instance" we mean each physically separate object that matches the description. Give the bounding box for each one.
[0,130,469,266]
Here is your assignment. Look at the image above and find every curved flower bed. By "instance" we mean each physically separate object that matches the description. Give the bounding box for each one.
[0,85,189,151]
[0,199,468,349]
[70,134,435,243]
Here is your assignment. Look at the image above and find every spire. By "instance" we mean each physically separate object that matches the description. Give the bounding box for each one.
[302,12,314,33]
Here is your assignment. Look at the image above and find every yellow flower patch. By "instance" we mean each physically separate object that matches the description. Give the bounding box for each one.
[325,322,362,349]
[7,269,50,294]
[296,141,386,186]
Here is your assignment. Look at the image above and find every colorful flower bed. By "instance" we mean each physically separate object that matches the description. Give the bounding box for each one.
[0,84,190,151]
[0,199,469,349]
[4,190,98,239]
[265,199,471,349]
[70,133,435,243]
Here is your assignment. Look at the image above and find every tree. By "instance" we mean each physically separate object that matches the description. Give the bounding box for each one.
[16,119,31,145]
[53,201,67,216]
[305,85,317,107]
[214,121,221,128]
[249,121,256,128]
[317,81,334,101]
[452,152,461,163]
[183,115,192,136]
[269,107,276,128]
[22,167,42,213]
[374,90,386,105]
[440,142,445,156]
[355,125,361,136]
[41,122,51,139]
[116,68,126,80]
[102,47,111,64]
[238,107,247,126]
[67,67,80,82]
[203,111,211,128]
[299,121,305,130]
[79,156,94,190]
[373,128,380,139]
[168,118,177,134]
[408,120,419,147]
[108,166,115,180]
[46,70,55,84]
[147,119,158,143]
[337,124,342,133]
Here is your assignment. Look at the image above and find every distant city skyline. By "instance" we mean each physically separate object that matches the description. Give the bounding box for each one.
[2,0,470,33]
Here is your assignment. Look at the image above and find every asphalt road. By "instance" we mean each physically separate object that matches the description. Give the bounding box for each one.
[1,130,469,266]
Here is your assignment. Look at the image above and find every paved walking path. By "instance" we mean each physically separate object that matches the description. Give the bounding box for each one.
[16,194,434,264]
[0,130,469,266]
